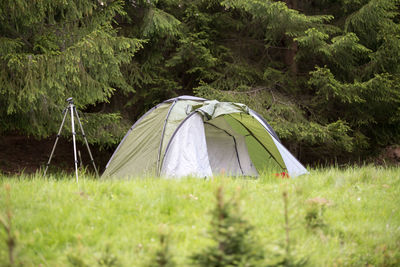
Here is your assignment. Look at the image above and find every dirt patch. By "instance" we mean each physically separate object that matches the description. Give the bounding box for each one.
[0,134,113,176]
[376,145,400,166]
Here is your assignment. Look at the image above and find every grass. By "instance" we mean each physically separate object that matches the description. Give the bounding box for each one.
[0,166,399,266]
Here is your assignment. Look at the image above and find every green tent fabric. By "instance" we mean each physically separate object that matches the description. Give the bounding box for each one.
[103,103,170,177]
[102,96,308,179]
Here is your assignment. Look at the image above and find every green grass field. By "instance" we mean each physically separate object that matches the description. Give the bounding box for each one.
[0,166,399,266]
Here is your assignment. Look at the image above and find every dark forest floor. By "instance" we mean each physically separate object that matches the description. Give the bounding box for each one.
[0,134,113,175]
[1,134,399,176]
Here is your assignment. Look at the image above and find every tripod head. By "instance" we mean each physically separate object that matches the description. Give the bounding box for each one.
[66,97,74,104]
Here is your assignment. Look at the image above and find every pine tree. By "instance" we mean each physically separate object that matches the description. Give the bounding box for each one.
[1,0,399,162]
[0,0,144,144]
[144,231,176,267]
[188,0,400,162]
[191,186,264,267]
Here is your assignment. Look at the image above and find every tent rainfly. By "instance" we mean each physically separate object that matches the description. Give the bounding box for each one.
[102,96,308,178]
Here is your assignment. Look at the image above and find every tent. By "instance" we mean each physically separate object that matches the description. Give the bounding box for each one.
[102,96,308,178]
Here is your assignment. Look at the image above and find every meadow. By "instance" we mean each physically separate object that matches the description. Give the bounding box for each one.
[0,166,399,266]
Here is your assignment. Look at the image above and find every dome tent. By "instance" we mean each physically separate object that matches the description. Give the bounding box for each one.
[102,96,308,178]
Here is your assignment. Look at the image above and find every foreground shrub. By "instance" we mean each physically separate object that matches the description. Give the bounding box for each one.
[191,186,264,267]
[144,228,176,267]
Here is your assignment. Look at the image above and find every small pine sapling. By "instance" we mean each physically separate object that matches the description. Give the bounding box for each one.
[268,189,308,267]
[66,235,90,267]
[97,245,120,267]
[305,197,332,230]
[144,226,176,267]
[191,186,264,267]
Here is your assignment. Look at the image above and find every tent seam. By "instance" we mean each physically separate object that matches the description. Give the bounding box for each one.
[249,109,281,142]
[156,100,177,175]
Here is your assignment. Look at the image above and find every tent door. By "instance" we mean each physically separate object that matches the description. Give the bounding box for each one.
[204,117,258,176]
[161,113,213,178]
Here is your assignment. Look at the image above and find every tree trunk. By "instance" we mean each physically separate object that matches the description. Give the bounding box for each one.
[283,0,299,75]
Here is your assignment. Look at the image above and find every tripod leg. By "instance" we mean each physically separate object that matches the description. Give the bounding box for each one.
[44,108,69,177]
[74,107,100,177]
[70,104,79,184]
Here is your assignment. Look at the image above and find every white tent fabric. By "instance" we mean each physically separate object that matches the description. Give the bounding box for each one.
[161,113,213,178]
[272,138,308,177]
[205,124,242,175]
[204,117,258,176]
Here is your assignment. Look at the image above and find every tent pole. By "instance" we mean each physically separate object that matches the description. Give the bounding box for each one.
[156,100,177,175]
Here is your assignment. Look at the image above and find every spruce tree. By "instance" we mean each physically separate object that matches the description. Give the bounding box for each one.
[191,186,264,267]
[0,0,144,144]
[1,0,399,162]
[144,231,176,267]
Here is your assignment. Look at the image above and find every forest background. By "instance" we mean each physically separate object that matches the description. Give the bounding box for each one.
[1,0,400,172]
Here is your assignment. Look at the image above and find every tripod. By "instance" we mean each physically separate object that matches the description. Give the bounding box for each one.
[43,97,99,182]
